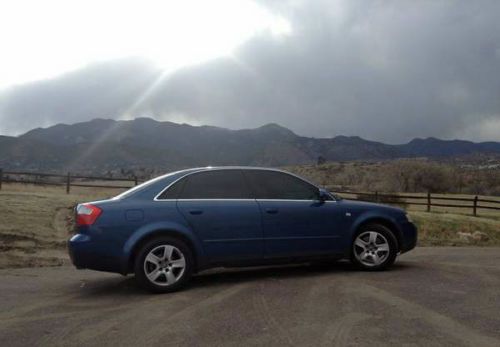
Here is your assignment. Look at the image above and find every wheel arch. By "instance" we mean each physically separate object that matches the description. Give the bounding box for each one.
[352,216,402,252]
[123,223,205,274]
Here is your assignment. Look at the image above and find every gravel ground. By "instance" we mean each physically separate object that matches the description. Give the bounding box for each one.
[0,247,499,347]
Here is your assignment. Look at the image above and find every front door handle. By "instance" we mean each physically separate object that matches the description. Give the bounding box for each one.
[189,210,203,215]
[265,208,278,214]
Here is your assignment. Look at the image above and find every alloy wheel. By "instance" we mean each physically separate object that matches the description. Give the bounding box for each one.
[353,231,390,267]
[143,245,186,286]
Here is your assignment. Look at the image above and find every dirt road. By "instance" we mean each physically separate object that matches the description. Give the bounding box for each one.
[1,247,499,346]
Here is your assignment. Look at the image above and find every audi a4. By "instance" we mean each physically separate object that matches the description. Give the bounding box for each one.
[69,167,417,292]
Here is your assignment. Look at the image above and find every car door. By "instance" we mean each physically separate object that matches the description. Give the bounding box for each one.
[244,169,342,258]
[176,169,264,263]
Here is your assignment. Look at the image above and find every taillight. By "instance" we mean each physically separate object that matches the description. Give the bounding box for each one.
[76,203,102,226]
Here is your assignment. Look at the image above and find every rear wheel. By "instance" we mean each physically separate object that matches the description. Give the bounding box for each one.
[134,237,194,293]
[351,224,397,270]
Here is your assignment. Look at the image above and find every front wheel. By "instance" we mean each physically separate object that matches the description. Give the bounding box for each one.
[134,237,194,293]
[351,224,398,271]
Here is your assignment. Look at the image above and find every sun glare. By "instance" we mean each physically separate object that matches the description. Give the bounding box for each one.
[0,0,291,89]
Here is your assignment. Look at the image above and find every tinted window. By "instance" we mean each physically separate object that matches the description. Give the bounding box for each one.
[114,170,187,200]
[157,178,186,199]
[245,170,319,200]
[179,170,250,199]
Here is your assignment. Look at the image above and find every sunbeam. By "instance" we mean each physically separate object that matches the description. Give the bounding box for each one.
[63,69,173,173]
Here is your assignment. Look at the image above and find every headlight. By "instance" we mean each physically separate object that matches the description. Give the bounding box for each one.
[405,213,413,223]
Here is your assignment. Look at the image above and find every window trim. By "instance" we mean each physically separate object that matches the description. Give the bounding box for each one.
[153,168,334,202]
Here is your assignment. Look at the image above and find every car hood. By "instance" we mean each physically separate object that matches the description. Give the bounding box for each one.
[339,199,405,214]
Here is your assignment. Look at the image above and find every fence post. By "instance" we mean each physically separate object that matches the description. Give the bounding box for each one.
[375,191,379,203]
[427,191,431,212]
[0,168,3,191]
[134,176,138,186]
[473,196,478,216]
[66,172,71,194]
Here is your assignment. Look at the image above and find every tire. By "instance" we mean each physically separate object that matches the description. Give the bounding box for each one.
[134,236,194,293]
[350,223,398,271]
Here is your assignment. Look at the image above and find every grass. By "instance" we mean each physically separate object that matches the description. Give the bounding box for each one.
[409,211,500,246]
[0,183,119,269]
[1,182,499,269]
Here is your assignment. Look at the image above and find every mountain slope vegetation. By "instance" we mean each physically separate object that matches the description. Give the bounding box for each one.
[1,118,500,173]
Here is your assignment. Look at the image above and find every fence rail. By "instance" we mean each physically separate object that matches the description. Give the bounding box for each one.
[0,168,139,193]
[1,169,500,217]
[331,189,500,216]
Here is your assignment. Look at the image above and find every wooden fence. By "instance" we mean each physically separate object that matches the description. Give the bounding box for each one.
[1,168,499,217]
[0,169,138,193]
[330,189,500,217]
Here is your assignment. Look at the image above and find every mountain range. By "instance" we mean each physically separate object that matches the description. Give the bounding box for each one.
[1,118,500,174]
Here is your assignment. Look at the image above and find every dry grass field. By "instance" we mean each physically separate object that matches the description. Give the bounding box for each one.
[410,211,500,246]
[1,182,499,270]
[0,183,120,269]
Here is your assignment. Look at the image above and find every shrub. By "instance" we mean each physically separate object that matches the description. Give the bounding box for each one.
[355,192,408,209]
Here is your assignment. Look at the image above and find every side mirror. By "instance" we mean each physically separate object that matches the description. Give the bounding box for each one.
[318,188,330,202]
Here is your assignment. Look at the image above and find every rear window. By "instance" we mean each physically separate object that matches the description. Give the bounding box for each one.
[113,170,188,200]
[157,178,186,199]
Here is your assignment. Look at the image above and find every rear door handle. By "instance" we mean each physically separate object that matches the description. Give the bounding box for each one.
[265,208,278,214]
[188,210,203,215]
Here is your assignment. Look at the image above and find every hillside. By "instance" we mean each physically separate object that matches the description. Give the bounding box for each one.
[1,118,500,173]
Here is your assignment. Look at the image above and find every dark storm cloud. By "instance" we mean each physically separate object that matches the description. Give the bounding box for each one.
[0,58,161,135]
[1,0,500,143]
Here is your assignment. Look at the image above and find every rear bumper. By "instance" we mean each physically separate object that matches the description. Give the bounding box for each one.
[68,234,126,274]
[399,221,418,253]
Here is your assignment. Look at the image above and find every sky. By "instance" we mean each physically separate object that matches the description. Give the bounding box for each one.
[0,0,290,88]
[0,0,500,143]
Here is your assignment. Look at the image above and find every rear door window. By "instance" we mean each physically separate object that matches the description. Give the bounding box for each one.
[244,170,319,200]
[178,170,250,199]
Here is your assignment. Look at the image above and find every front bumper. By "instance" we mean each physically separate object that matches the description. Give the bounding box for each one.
[399,221,418,253]
[68,233,126,274]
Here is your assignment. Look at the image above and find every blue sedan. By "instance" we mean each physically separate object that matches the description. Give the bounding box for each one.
[69,167,417,292]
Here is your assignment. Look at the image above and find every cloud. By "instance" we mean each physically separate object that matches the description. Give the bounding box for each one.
[452,115,500,141]
[1,0,500,143]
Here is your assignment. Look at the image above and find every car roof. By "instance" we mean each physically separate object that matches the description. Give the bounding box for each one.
[180,166,289,174]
